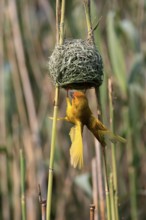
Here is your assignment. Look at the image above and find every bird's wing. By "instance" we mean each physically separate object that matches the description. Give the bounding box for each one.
[69,122,84,169]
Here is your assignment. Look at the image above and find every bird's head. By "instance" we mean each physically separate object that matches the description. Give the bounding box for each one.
[72,91,86,99]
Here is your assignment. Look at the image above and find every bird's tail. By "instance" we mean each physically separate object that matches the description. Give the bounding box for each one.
[98,130,126,144]
[88,116,126,145]
[69,123,84,169]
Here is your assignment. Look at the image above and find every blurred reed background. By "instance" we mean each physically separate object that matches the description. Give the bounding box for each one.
[0,0,146,220]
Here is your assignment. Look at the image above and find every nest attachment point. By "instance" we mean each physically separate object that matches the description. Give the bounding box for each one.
[48,39,103,89]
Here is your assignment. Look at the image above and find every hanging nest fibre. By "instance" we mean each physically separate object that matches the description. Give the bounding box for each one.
[48,39,103,89]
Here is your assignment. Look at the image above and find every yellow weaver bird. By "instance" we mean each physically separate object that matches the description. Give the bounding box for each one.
[56,91,126,169]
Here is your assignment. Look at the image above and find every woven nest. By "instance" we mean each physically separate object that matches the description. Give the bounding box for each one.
[48,39,103,89]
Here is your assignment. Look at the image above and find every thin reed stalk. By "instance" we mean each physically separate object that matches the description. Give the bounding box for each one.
[95,140,105,220]
[108,79,119,220]
[0,0,6,146]
[12,123,21,220]
[83,0,94,41]
[84,1,110,218]
[95,71,111,218]
[20,148,26,220]
[91,158,99,220]
[102,147,111,220]
[56,0,61,43]
[0,148,10,219]
[109,174,116,220]
[5,18,28,127]
[95,89,111,220]
[18,0,43,89]
[46,86,59,220]
[129,165,137,220]
[46,1,65,219]
[126,109,138,220]
[38,184,46,220]
[90,204,95,220]
[59,0,65,45]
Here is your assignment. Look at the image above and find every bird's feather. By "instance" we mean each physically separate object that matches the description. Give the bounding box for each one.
[69,123,84,169]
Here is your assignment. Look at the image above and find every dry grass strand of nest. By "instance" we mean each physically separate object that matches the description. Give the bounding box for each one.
[48,39,103,89]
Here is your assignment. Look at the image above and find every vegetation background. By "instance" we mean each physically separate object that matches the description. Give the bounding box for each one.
[0,0,146,219]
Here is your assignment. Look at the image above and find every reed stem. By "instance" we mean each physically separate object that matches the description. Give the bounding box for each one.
[38,184,46,220]
[91,158,99,220]
[102,147,111,220]
[59,0,65,45]
[108,79,119,220]
[126,108,138,220]
[20,148,26,220]
[56,0,61,43]
[95,87,111,220]
[109,174,116,220]
[46,1,65,219]
[84,2,108,218]
[95,88,111,220]
[90,204,95,220]
[83,0,94,41]
[95,140,105,220]
[46,86,59,220]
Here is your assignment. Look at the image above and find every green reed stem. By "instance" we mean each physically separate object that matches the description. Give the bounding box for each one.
[84,2,109,218]
[126,107,137,220]
[91,3,111,217]
[46,1,65,219]
[83,0,94,41]
[59,0,65,45]
[109,174,116,220]
[129,165,137,220]
[20,148,26,220]
[102,147,111,220]
[46,86,59,220]
[56,0,60,43]
[96,85,111,220]
[108,79,119,220]
[95,88,111,220]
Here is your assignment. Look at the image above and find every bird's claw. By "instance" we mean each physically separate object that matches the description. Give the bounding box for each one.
[49,116,68,121]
